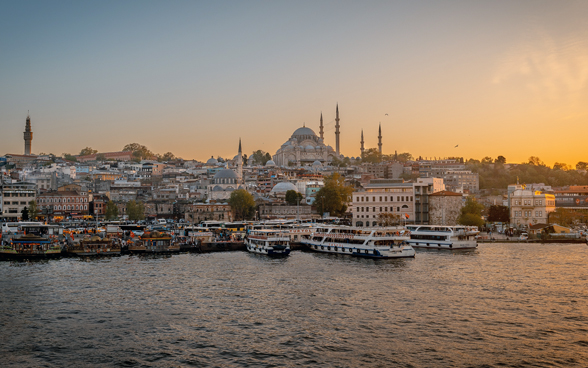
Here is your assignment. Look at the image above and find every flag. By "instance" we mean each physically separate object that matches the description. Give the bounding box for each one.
[404,213,409,219]
[130,232,135,238]
[70,233,74,241]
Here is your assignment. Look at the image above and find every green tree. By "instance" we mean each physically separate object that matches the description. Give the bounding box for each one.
[576,162,588,170]
[314,173,353,217]
[487,205,509,223]
[62,153,78,162]
[377,213,401,226]
[228,189,256,220]
[481,156,493,164]
[528,156,545,166]
[361,148,381,163]
[80,147,98,155]
[553,162,571,171]
[250,150,271,165]
[105,201,119,220]
[159,152,176,162]
[396,152,413,162]
[457,197,485,227]
[285,190,303,205]
[126,200,145,221]
[123,143,155,161]
[96,153,106,161]
[495,156,506,164]
[28,200,39,220]
[242,154,248,166]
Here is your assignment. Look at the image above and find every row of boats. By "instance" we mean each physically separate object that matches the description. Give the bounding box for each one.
[0,222,480,261]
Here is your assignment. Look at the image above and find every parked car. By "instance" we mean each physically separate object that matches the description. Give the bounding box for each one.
[519,232,528,241]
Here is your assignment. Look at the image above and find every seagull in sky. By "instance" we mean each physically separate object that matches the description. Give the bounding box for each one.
[455,144,459,148]
[385,113,388,116]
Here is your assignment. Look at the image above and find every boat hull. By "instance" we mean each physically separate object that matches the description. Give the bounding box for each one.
[408,240,477,250]
[304,241,415,259]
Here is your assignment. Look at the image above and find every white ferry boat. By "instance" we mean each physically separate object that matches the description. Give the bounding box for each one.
[245,230,291,257]
[301,226,415,259]
[405,225,478,249]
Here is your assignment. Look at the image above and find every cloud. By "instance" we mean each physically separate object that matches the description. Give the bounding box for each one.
[493,29,588,100]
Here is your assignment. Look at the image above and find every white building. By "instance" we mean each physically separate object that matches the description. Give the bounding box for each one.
[351,179,415,227]
[510,189,556,227]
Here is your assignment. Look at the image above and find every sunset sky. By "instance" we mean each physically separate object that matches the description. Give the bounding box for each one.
[1,1,587,166]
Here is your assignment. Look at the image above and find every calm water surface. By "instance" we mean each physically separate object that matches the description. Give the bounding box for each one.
[1,243,587,367]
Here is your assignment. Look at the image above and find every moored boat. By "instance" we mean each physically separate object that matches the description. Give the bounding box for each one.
[66,235,121,256]
[245,229,291,257]
[405,225,478,249]
[301,225,415,259]
[0,225,62,261]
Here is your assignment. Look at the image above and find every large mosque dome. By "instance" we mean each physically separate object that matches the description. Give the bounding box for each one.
[213,169,238,185]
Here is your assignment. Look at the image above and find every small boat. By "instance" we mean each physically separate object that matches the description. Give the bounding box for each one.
[0,225,62,261]
[245,229,291,257]
[301,225,415,259]
[405,225,478,249]
[139,231,179,254]
[66,236,121,257]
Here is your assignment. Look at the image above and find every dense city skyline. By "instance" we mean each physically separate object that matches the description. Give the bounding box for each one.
[1,1,587,166]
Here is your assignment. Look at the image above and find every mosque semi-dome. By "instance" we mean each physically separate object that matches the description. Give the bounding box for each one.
[270,182,298,194]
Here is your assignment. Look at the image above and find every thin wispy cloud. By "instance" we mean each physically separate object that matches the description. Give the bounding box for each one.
[493,29,588,100]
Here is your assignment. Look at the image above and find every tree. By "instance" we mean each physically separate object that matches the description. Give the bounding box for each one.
[481,156,493,164]
[242,154,248,166]
[487,205,509,223]
[21,206,29,221]
[395,152,414,162]
[250,150,271,165]
[159,152,176,162]
[62,153,78,162]
[228,189,256,220]
[285,190,303,205]
[361,148,381,163]
[377,213,401,226]
[123,143,155,161]
[313,173,353,217]
[553,162,571,171]
[126,200,145,221]
[28,200,39,220]
[495,156,506,164]
[80,147,98,155]
[528,156,545,166]
[105,201,119,220]
[96,153,106,161]
[576,162,588,170]
[457,197,485,227]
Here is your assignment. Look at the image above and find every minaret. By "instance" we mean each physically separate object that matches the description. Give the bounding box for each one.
[378,123,382,155]
[24,113,33,155]
[237,138,243,184]
[319,112,324,140]
[360,129,365,157]
[335,104,340,156]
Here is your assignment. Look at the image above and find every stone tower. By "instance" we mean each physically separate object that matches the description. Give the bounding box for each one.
[335,104,340,156]
[378,123,382,155]
[237,138,243,184]
[24,114,33,155]
[360,129,365,157]
[319,112,324,140]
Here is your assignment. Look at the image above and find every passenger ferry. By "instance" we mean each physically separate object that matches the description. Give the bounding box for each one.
[245,229,291,257]
[66,235,121,257]
[0,224,62,260]
[405,225,478,249]
[301,226,415,259]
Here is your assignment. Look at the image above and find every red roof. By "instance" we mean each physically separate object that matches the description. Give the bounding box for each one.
[430,190,462,196]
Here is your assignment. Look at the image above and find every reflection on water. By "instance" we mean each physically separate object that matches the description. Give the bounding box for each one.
[1,244,587,367]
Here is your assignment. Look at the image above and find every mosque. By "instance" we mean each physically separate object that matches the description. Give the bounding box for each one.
[273,105,341,167]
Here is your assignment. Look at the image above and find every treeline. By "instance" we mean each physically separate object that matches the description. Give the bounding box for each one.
[466,157,588,189]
